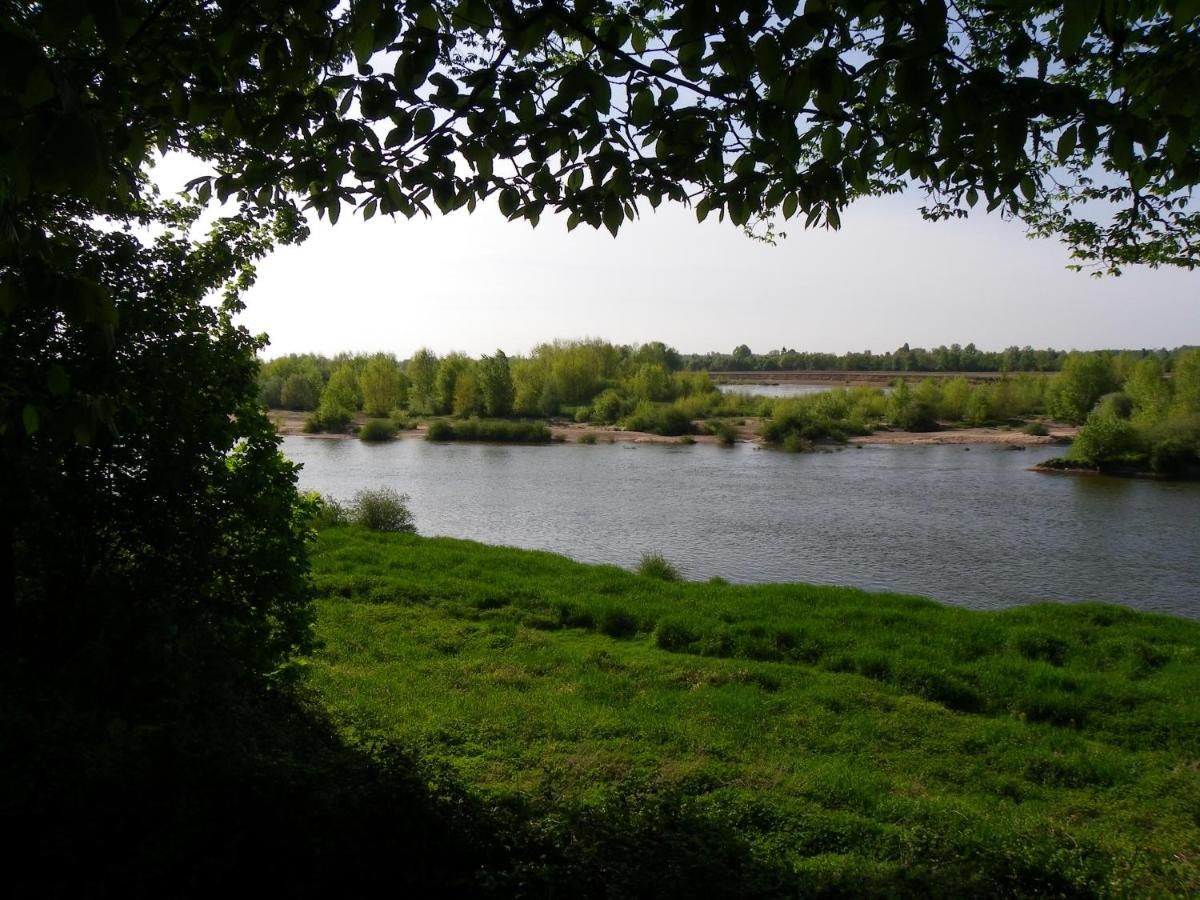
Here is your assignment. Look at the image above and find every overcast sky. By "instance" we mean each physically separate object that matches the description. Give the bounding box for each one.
[154,158,1197,359]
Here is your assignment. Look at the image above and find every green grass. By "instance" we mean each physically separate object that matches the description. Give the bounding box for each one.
[309,527,1200,896]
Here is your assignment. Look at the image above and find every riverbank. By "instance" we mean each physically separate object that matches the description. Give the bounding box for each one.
[270,409,1076,448]
[309,526,1200,896]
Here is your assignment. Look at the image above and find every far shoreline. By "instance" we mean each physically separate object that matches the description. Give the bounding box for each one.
[268,410,1078,449]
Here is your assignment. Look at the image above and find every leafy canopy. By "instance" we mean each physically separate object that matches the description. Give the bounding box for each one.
[5,0,1200,284]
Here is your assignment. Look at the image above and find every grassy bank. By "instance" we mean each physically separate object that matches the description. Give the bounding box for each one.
[310,528,1200,896]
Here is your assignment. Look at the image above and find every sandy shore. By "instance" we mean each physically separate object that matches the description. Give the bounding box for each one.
[269,410,1075,448]
[849,424,1077,446]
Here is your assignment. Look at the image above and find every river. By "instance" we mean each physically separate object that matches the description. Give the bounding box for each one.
[283,436,1200,617]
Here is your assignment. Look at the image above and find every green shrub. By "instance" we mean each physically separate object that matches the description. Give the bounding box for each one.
[1070,413,1142,466]
[350,488,416,533]
[1023,422,1049,436]
[654,617,698,651]
[599,608,638,638]
[312,404,354,433]
[358,419,397,442]
[637,552,680,580]
[709,421,738,447]
[623,401,694,436]
[309,493,348,528]
[577,432,597,445]
[425,419,455,441]
[424,419,552,443]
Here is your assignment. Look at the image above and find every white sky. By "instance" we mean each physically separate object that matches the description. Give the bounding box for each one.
[154,157,1198,359]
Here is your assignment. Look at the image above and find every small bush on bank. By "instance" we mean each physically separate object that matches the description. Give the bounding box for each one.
[599,608,639,638]
[637,552,680,581]
[1023,422,1049,436]
[424,419,552,443]
[577,433,597,445]
[708,421,738,446]
[359,419,397,442]
[350,488,416,533]
[310,493,348,528]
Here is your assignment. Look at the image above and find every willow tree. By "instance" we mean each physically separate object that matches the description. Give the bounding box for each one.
[2,0,1198,694]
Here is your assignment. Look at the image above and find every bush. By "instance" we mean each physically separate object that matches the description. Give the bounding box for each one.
[350,488,416,533]
[1023,422,1049,436]
[310,404,353,433]
[577,432,597,445]
[637,552,680,580]
[424,419,551,443]
[623,401,695,436]
[1070,413,1142,466]
[599,608,639,639]
[425,419,455,441]
[709,421,738,446]
[358,419,397,442]
[311,493,348,528]
[654,617,699,651]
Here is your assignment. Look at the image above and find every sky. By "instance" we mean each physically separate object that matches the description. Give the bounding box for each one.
[154,156,1198,359]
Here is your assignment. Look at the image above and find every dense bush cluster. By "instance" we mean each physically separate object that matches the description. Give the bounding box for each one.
[425,419,552,443]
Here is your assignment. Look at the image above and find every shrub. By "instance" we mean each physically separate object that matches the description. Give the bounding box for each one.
[350,488,416,533]
[1070,413,1142,466]
[425,419,455,440]
[599,608,638,639]
[310,493,348,528]
[311,404,354,433]
[358,419,397,442]
[623,401,694,436]
[710,421,738,447]
[1023,421,1049,436]
[654,618,698,651]
[424,419,552,443]
[577,433,597,445]
[637,552,680,580]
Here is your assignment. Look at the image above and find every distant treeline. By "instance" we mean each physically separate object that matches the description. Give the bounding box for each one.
[681,344,1196,374]
[258,341,1200,475]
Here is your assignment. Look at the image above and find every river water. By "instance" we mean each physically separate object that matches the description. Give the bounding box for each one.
[283,437,1200,617]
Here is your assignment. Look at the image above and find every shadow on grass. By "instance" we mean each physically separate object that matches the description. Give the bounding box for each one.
[2,679,795,898]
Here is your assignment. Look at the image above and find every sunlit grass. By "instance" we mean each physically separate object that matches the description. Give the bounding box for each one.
[309,527,1200,895]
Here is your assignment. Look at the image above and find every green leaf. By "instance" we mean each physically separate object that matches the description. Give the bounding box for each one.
[631,90,655,126]
[1174,0,1200,29]
[1060,0,1100,57]
[1056,126,1078,161]
[602,193,623,236]
[498,188,519,217]
[47,364,69,396]
[414,107,435,137]
[782,193,798,219]
[22,404,39,435]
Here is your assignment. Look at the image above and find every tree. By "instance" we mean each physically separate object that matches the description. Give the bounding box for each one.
[478,350,516,417]
[1048,353,1120,422]
[280,373,322,411]
[406,348,440,414]
[360,355,405,416]
[435,353,473,415]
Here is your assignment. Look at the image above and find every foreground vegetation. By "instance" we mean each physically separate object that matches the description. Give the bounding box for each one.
[307,527,1200,896]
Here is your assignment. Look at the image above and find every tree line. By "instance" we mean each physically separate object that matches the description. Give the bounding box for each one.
[681,344,1197,374]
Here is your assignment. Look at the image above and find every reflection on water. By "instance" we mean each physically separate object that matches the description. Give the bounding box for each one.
[284,437,1200,617]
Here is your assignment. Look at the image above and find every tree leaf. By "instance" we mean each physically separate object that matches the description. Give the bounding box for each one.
[1060,0,1100,57]
[22,404,39,435]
